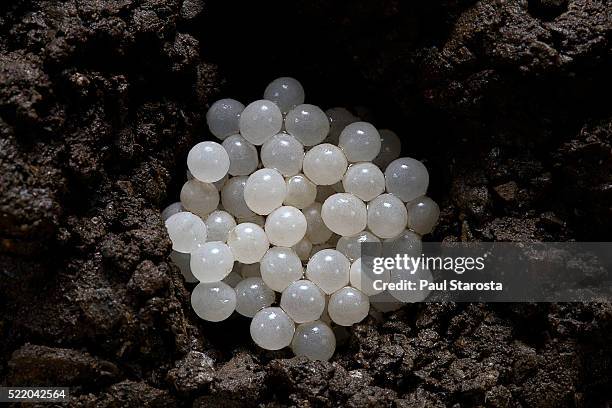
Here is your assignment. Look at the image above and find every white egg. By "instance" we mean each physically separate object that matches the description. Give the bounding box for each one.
[165,212,207,253]
[321,193,367,237]
[239,100,283,145]
[244,168,287,215]
[187,141,230,183]
[227,223,269,264]
[250,307,295,350]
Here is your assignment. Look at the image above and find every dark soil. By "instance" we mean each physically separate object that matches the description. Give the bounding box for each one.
[1,0,611,406]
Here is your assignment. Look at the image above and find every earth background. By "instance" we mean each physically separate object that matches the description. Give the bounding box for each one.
[1,0,611,406]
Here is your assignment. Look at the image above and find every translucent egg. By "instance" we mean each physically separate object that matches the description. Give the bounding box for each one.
[373,129,401,168]
[280,279,325,323]
[336,231,381,262]
[221,134,259,176]
[235,277,276,317]
[292,237,313,261]
[384,157,429,202]
[180,179,219,218]
[321,193,367,237]
[260,247,303,292]
[303,143,348,185]
[190,241,235,283]
[250,307,295,350]
[239,262,261,278]
[284,174,317,209]
[239,100,283,145]
[367,193,408,239]
[342,162,385,202]
[383,229,422,258]
[327,286,370,326]
[165,212,207,253]
[291,320,336,361]
[306,249,350,294]
[338,122,381,162]
[406,196,440,235]
[213,173,229,191]
[264,206,307,247]
[388,264,432,303]
[187,141,230,183]
[221,176,255,219]
[263,77,305,114]
[227,223,270,264]
[191,281,236,322]
[206,98,245,140]
[162,202,184,221]
[205,210,236,242]
[261,133,304,176]
[325,107,358,145]
[285,104,330,146]
[170,250,197,283]
[349,257,388,296]
[244,168,287,215]
[302,202,333,244]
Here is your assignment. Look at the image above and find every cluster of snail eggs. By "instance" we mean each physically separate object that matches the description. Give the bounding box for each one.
[163,77,440,361]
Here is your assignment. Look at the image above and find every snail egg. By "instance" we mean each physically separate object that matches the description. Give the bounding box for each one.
[180,179,219,218]
[406,196,440,235]
[244,168,287,215]
[250,307,295,350]
[306,249,350,294]
[227,223,270,264]
[280,279,326,323]
[165,212,207,253]
[342,162,385,202]
[327,286,370,326]
[338,122,381,162]
[264,206,307,247]
[349,257,388,296]
[205,210,236,242]
[302,202,333,245]
[291,320,336,361]
[336,230,381,262]
[284,174,317,209]
[367,193,408,239]
[239,100,283,145]
[303,143,348,186]
[285,104,330,146]
[321,193,367,237]
[206,98,244,140]
[325,107,358,145]
[384,157,429,202]
[187,141,230,183]
[222,134,259,176]
[373,129,401,168]
[263,77,305,114]
[191,281,236,322]
[162,202,184,221]
[260,247,303,292]
[235,277,275,317]
[221,176,255,219]
[190,241,235,283]
[388,264,432,303]
[292,237,313,261]
[261,133,304,176]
